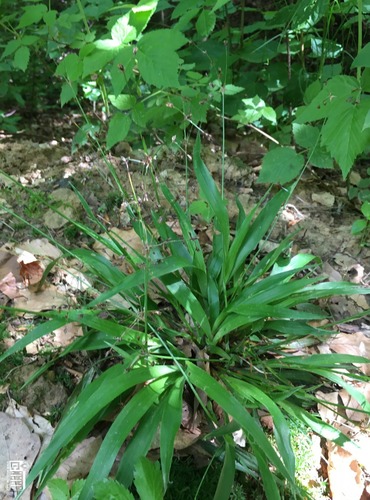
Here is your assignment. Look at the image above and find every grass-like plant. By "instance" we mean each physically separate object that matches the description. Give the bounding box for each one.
[2,136,370,500]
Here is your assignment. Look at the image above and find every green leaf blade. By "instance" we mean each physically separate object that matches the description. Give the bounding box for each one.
[258,147,304,185]
[134,457,164,500]
[106,114,131,149]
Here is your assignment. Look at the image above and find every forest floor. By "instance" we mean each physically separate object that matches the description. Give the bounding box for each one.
[1,112,370,499]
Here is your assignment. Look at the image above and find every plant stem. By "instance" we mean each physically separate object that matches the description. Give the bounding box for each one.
[357,0,363,81]
[76,0,90,34]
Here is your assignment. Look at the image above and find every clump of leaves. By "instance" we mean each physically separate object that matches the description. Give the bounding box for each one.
[2,137,370,499]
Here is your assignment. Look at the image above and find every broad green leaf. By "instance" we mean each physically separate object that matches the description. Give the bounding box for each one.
[43,10,57,27]
[165,278,212,337]
[296,75,359,123]
[82,50,117,78]
[160,379,184,490]
[130,1,158,35]
[292,123,320,149]
[223,84,244,95]
[72,123,100,152]
[186,363,293,484]
[253,448,281,500]
[83,0,112,19]
[281,281,370,307]
[71,249,127,284]
[207,274,220,326]
[111,47,136,96]
[271,353,370,368]
[2,39,22,58]
[233,95,270,124]
[261,106,276,123]
[214,305,325,343]
[108,94,136,111]
[211,0,230,11]
[225,377,295,478]
[106,113,131,149]
[270,253,317,275]
[16,35,39,47]
[193,134,230,255]
[134,458,164,500]
[309,146,334,169]
[18,4,48,28]
[225,188,292,280]
[351,42,370,68]
[46,478,69,500]
[228,304,324,321]
[214,437,235,500]
[93,479,134,500]
[55,53,82,81]
[111,14,137,44]
[172,0,198,19]
[137,30,187,88]
[241,39,279,63]
[79,377,171,499]
[196,10,216,37]
[174,8,200,31]
[363,109,370,131]
[60,82,77,107]
[94,38,123,51]
[71,479,85,499]
[321,100,370,178]
[263,320,329,338]
[257,147,304,185]
[215,271,320,322]
[24,366,177,491]
[190,96,208,123]
[361,201,370,219]
[13,46,30,72]
[351,219,367,234]
[116,393,167,487]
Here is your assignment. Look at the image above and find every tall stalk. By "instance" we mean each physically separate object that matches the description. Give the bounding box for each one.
[357,0,363,82]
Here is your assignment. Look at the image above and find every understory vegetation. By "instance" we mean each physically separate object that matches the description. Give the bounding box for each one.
[1,1,370,499]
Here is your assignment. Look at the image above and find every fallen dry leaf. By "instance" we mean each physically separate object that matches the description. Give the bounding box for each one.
[17,239,62,260]
[54,267,91,292]
[26,322,83,354]
[317,386,370,499]
[6,399,54,452]
[327,331,370,375]
[0,251,21,282]
[53,436,102,481]
[327,441,364,500]
[0,272,19,299]
[0,412,39,500]
[93,227,144,260]
[14,284,68,312]
[18,259,44,286]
